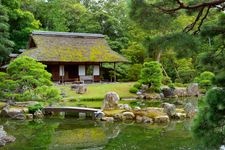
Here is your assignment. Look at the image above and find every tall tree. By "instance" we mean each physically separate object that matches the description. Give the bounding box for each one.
[2,0,40,51]
[0,3,14,64]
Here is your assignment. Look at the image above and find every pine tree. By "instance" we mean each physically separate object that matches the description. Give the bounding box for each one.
[0,3,14,64]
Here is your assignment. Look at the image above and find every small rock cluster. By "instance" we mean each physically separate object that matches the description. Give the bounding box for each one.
[162,83,200,98]
[0,103,44,120]
[137,83,200,100]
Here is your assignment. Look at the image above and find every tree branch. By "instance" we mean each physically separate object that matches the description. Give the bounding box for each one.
[158,0,225,12]
[153,0,225,33]
[193,6,211,35]
[183,7,204,33]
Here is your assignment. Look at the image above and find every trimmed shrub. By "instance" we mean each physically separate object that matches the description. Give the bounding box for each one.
[139,61,163,91]
[0,56,61,102]
[129,87,138,93]
[194,71,215,90]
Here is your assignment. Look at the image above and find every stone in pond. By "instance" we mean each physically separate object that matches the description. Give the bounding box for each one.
[0,125,16,147]
[184,102,196,118]
[162,87,174,98]
[102,92,120,110]
[187,83,199,96]
[1,106,25,120]
[162,102,176,118]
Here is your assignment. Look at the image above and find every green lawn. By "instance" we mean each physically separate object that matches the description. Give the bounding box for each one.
[57,82,136,101]
[56,82,136,108]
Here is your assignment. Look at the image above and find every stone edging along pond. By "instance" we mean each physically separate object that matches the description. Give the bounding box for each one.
[0,90,197,125]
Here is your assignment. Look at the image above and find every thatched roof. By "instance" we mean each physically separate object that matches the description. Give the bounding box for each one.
[21,31,128,63]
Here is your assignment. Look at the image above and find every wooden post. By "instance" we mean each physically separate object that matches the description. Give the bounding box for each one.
[100,62,102,82]
[113,62,116,82]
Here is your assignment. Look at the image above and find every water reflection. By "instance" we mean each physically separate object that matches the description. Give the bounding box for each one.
[0,118,216,150]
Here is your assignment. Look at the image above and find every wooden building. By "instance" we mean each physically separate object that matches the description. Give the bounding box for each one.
[21,31,128,82]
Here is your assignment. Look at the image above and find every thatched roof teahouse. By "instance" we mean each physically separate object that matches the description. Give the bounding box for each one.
[21,31,128,82]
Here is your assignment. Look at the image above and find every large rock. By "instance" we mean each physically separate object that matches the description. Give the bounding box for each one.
[162,87,174,98]
[76,84,87,94]
[1,106,25,120]
[162,103,176,118]
[0,126,16,147]
[187,83,199,96]
[154,115,170,123]
[184,102,196,118]
[102,92,120,110]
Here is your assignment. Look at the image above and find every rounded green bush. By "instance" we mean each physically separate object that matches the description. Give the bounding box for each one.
[129,87,138,93]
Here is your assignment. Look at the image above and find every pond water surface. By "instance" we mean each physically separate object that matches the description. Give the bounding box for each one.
[0,118,208,150]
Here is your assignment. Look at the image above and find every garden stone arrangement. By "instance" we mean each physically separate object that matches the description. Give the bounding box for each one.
[136,83,200,100]
[101,92,196,124]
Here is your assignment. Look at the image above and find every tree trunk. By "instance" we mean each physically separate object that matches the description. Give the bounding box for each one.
[156,50,162,62]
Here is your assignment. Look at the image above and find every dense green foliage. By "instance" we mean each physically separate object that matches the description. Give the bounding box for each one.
[28,103,44,114]
[140,61,163,91]
[2,0,40,51]
[0,56,61,102]
[0,4,14,64]
[1,0,225,147]
[129,1,225,147]
[194,71,215,90]
[175,58,196,83]
[192,88,225,148]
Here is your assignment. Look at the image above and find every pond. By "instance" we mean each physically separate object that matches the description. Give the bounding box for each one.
[0,118,207,150]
